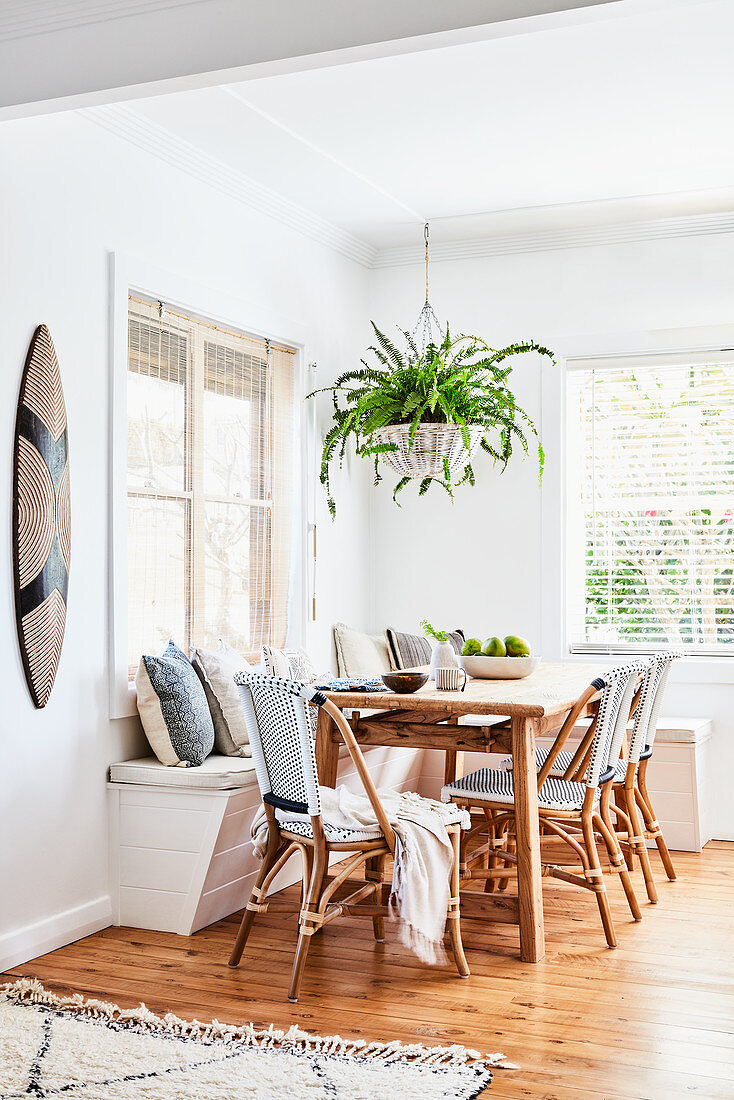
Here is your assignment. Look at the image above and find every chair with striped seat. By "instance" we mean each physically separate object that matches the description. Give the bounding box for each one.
[499,652,681,902]
[613,652,682,899]
[442,662,648,948]
[228,672,469,1001]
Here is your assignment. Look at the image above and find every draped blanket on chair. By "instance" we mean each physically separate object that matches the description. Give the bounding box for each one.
[251,786,469,965]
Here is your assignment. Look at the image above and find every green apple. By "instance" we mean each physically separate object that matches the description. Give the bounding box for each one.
[482,636,506,657]
[462,637,482,656]
[504,635,531,657]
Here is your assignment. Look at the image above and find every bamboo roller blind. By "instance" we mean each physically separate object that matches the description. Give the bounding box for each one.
[126,294,296,673]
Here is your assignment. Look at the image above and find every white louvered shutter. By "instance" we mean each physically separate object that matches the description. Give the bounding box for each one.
[567,351,734,655]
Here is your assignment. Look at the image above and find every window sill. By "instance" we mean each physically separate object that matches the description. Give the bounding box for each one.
[564,650,734,685]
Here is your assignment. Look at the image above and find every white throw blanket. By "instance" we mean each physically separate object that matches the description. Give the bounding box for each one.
[251,785,470,965]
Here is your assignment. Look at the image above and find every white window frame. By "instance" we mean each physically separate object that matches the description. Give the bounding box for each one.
[541,323,734,687]
[109,253,311,719]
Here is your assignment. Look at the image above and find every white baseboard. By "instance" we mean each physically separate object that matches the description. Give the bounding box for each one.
[0,896,112,973]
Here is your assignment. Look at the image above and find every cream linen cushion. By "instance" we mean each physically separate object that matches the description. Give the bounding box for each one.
[191,642,252,757]
[109,754,256,789]
[333,622,392,677]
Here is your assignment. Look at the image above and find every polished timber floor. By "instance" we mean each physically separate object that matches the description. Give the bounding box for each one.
[5,842,734,1099]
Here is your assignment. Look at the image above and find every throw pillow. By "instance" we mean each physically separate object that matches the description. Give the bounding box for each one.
[385,627,465,670]
[135,640,215,767]
[333,622,392,677]
[261,645,317,683]
[191,641,252,758]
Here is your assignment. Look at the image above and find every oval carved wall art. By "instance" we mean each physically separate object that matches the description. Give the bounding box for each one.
[13,325,70,708]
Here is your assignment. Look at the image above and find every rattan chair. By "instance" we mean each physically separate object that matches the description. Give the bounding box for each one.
[613,652,682,898]
[505,653,681,903]
[441,662,648,948]
[228,672,469,1001]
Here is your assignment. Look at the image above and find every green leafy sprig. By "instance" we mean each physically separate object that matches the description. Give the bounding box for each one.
[421,619,449,643]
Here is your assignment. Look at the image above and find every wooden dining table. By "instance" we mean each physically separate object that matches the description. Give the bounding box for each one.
[316,660,601,963]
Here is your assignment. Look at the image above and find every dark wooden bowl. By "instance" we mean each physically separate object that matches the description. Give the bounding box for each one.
[381,671,429,694]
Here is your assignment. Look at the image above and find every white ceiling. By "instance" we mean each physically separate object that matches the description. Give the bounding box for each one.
[106,0,734,252]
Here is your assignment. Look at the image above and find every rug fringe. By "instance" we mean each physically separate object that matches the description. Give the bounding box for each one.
[1,978,516,1071]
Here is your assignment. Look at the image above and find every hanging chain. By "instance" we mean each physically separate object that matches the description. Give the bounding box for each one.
[424,222,430,304]
[410,220,442,354]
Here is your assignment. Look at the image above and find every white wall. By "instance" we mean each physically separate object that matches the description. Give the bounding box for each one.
[0,110,373,969]
[369,232,734,840]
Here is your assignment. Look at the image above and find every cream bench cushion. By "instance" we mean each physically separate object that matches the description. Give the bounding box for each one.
[109,754,257,790]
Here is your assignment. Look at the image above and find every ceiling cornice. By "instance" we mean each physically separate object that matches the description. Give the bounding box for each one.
[0,1,211,41]
[81,102,734,272]
[372,210,734,267]
[83,104,377,267]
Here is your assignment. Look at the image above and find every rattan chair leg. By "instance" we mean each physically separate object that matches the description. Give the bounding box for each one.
[229,817,283,968]
[582,812,617,948]
[595,808,642,922]
[623,781,658,903]
[637,762,677,881]
[498,831,514,892]
[366,854,387,942]
[288,837,328,1003]
[483,809,498,894]
[447,826,470,978]
[614,785,636,871]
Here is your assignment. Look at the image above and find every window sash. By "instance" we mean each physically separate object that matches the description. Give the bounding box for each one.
[126,295,297,673]
[566,355,734,656]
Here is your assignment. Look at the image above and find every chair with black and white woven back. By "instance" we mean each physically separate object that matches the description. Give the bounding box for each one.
[500,652,681,903]
[441,662,648,948]
[228,672,470,1001]
[613,651,682,900]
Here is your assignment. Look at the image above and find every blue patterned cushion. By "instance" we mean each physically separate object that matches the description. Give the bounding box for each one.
[135,640,215,767]
[314,677,385,692]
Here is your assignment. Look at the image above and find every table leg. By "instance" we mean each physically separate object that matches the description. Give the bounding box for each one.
[512,715,545,963]
[443,716,463,785]
[315,705,339,787]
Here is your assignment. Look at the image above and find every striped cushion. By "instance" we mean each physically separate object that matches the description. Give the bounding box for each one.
[499,748,627,783]
[441,767,598,812]
[386,627,464,670]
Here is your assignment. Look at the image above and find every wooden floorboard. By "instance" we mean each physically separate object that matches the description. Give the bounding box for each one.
[4,842,734,1098]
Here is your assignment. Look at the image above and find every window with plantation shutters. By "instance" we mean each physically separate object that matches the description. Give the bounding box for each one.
[566,351,734,655]
[126,295,297,676]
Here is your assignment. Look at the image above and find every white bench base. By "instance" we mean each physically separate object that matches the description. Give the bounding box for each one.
[106,780,277,935]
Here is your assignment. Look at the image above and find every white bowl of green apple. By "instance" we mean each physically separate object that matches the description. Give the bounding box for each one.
[459,635,540,679]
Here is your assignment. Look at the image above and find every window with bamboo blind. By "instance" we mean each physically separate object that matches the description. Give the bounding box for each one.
[126,295,297,675]
[566,351,734,655]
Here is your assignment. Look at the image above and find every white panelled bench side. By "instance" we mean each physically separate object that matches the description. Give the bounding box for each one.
[107,743,426,936]
[107,756,276,936]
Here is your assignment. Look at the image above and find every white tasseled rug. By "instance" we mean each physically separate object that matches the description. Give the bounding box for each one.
[1,979,513,1099]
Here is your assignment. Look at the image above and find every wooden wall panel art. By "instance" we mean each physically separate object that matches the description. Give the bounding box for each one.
[13,325,70,708]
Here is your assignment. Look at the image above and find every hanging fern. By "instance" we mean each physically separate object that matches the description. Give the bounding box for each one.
[307,322,555,518]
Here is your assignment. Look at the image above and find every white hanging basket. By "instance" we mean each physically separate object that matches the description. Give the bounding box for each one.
[373,422,485,480]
